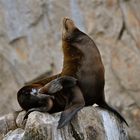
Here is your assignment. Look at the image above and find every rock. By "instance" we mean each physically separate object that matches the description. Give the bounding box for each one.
[120,0,140,49]
[16,111,26,128]
[0,112,18,137]
[4,128,24,140]
[112,41,140,106]
[1,107,128,140]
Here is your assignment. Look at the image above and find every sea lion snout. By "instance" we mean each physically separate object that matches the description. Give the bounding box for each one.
[63,17,75,31]
[62,17,77,40]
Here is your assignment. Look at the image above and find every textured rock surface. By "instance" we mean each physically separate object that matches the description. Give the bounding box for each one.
[0,0,140,139]
[1,107,128,140]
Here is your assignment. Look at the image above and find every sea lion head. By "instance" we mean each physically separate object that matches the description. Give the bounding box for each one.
[62,17,87,44]
[62,17,83,42]
[17,85,54,111]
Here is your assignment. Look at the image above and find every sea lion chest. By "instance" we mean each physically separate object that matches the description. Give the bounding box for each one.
[62,41,104,103]
[75,45,105,102]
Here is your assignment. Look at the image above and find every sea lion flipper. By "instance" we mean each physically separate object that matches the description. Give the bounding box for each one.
[23,108,39,121]
[39,76,77,94]
[58,105,83,129]
[25,74,61,85]
[57,86,85,129]
[23,106,52,121]
[98,101,128,126]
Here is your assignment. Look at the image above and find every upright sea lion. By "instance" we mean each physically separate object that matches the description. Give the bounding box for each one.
[17,17,128,128]
[38,17,128,128]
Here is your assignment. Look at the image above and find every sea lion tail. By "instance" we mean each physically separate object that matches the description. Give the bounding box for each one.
[98,101,128,126]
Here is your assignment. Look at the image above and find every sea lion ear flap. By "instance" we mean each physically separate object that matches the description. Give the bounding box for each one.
[39,76,77,94]
[57,86,85,129]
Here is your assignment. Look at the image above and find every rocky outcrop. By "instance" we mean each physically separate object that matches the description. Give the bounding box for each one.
[0,0,140,139]
[0,107,128,140]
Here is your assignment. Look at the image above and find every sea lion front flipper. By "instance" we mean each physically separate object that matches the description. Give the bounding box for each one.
[23,106,52,121]
[39,76,77,94]
[23,108,41,121]
[57,86,85,129]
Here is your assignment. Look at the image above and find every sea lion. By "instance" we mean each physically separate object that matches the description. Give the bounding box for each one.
[38,17,128,128]
[17,17,128,128]
[17,76,77,120]
[17,84,54,117]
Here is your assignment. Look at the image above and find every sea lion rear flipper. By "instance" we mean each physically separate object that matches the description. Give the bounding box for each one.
[57,86,85,129]
[98,101,128,126]
[25,74,61,85]
[39,76,77,94]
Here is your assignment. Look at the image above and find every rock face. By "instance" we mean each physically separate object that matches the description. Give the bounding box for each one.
[0,107,128,140]
[0,0,140,139]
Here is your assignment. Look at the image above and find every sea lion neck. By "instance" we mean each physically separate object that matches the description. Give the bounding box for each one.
[62,41,83,59]
[61,41,83,77]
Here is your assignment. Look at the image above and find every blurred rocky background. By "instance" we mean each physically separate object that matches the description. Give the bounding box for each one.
[0,0,139,139]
